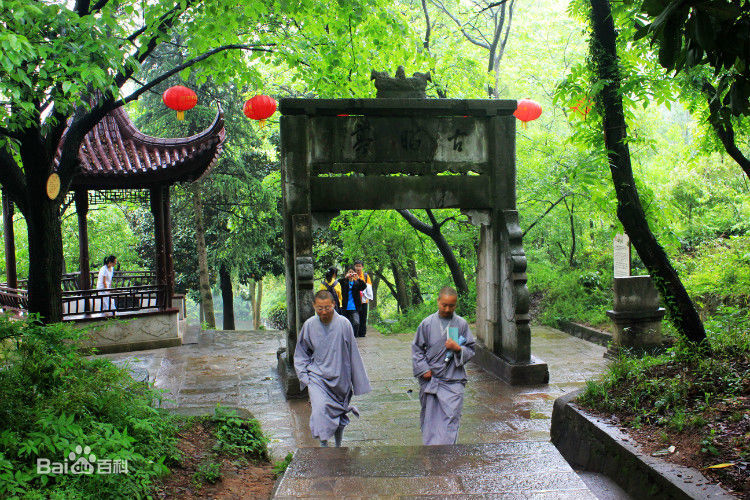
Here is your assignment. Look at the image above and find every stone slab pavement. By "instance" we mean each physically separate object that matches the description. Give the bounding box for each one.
[274,442,597,499]
[100,325,610,459]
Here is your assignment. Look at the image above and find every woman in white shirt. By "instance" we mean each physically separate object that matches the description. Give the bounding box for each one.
[95,255,117,311]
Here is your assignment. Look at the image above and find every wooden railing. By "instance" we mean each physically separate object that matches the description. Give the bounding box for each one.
[0,282,167,320]
[61,284,166,318]
[0,286,29,317]
[18,270,156,292]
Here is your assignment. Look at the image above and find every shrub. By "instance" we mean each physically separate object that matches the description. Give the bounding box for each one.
[192,460,222,486]
[266,302,287,330]
[374,302,435,335]
[529,263,612,327]
[211,406,269,461]
[0,314,179,499]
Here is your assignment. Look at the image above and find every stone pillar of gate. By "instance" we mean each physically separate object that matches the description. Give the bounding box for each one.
[473,115,549,384]
[277,114,312,397]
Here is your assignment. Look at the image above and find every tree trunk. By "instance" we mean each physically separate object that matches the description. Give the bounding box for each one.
[248,278,256,325]
[566,197,576,268]
[219,262,235,330]
[396,209,469,296]
[370,273,380,311]
[26,197,64,322]
[254,278,263,330]
[389,259,410,313]
[590,0,705,342]
[407,259,423,306]
[374,270,399,310]
[192,184,215,328]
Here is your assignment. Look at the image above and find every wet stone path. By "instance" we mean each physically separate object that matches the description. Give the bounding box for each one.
[102,325,608,458]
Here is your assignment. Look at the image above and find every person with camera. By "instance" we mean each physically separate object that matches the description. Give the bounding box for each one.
[318,266,343,313]
[338,264,367,336]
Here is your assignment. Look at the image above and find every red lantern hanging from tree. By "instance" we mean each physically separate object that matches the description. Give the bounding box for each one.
[243,95,277,127]
[513,98,542,128]
[162,85,197,121]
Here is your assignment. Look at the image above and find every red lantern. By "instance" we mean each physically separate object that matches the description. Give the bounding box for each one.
[513,98,542,128]
[162,85,197,121]
[243,95,277,127]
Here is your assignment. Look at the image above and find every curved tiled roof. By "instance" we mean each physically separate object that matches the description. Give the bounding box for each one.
[56,105,226,189]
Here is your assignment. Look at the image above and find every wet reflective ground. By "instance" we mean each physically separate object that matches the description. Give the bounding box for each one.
[101,325,609,460]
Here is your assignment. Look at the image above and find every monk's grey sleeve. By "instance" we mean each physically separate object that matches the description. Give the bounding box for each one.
[412,322,431,377]
[293,325,313,388]
[454,322,476,367]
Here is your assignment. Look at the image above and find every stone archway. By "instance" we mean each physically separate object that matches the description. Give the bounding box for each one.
[277,69,548,396]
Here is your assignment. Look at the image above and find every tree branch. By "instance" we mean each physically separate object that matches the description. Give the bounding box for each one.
[425,208,440,228]
[397,209,434,235]
[421,0,432,50]
[522,193,571,237]
[0,144,28,215]
[496,0,515,64]
[117,0,199,88]
[115,44,275,107]
[430,0,490,48]
[373,270,399,304]
[701,79,750,180]
[75,0,91,16]
[479,0,510,13]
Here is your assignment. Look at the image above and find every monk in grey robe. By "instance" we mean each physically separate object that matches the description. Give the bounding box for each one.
[412,286,476,445]
[294,290,372,447]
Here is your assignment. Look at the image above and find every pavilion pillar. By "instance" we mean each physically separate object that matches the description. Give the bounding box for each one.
[2,190,17,289]
[150,186,168,307]
[75,190,91,291]
[162,186,175,304]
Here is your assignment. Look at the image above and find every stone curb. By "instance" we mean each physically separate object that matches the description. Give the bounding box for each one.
[551,389,734,499]
[557,320,612,347]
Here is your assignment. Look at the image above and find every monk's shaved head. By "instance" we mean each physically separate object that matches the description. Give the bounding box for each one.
[314,290,334,302]
[438,286,458,299]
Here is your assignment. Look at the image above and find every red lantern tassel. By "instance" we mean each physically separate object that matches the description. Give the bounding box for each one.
[177,111,185,121]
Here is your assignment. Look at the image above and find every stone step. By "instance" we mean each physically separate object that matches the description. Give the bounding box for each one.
[273,441,597,499]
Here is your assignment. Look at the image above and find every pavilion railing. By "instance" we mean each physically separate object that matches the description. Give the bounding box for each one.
[17,271,157,292]
[0,283,167,319]
[61,284,167,318]
[0,286,29,317]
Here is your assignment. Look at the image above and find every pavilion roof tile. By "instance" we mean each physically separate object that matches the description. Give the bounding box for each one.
[55,106,226,190]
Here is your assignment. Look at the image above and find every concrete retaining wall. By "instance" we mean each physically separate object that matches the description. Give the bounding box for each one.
[75,308,182,354]
[551,390,732,499]
[557,320,612,347]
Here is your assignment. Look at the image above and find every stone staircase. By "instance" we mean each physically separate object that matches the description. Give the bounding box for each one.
[273,442,597,499]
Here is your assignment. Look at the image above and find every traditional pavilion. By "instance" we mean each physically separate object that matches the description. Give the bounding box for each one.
[1,105,225,352]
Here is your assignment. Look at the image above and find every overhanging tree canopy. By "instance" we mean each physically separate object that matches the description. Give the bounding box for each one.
[0,0,419,322]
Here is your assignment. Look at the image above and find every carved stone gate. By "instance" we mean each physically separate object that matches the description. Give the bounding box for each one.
[277,73,549,396]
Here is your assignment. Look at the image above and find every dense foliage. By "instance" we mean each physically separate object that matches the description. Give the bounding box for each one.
[0,316,180,498]
[0,0,748,336]
[579,319,749,494]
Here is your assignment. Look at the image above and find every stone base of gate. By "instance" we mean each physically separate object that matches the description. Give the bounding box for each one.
[471,342,550,385]
[276,348,307,398]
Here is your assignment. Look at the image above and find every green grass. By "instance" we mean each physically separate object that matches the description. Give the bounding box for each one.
[579,308,749,437]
